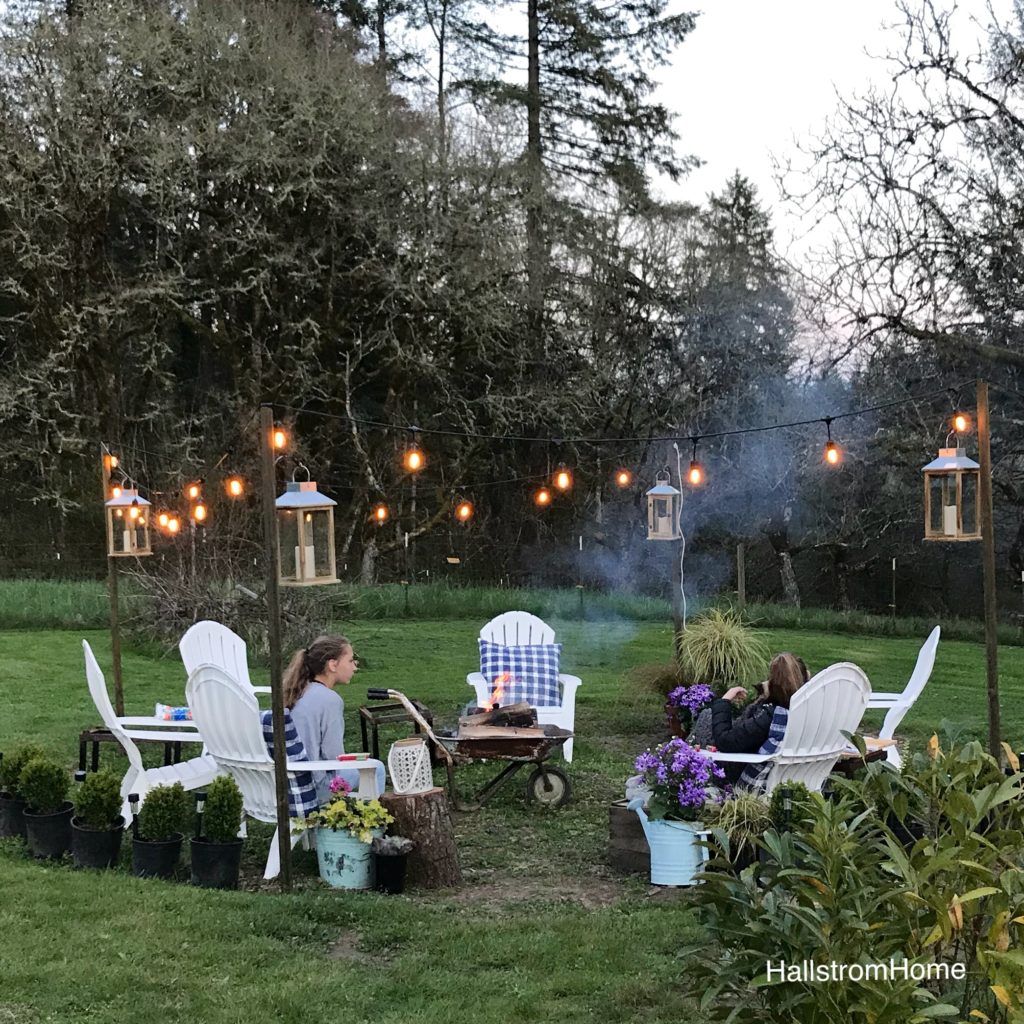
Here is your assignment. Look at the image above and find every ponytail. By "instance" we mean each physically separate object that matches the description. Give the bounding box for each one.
[282,635,350,709]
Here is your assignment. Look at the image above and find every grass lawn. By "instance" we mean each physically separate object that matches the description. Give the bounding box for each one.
[1,619,1022,1023]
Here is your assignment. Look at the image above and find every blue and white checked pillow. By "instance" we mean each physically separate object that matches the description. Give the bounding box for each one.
[739,705,789,791]
[260,709,319,819]
[478,639,562,707]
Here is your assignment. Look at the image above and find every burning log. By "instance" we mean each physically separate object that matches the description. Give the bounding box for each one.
[458,702,537,730]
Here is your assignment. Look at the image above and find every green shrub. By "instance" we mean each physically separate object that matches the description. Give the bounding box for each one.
[766,780,816,830]
[704,791,771,859]
[137,783,190,843]
[676,607,768,693]
[0,744,47,797]
[19,757,69,814]
[200,776,243,844]
[74,770,123,830]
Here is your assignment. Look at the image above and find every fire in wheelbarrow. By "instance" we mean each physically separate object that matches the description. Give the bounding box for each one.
[365,687,572,810]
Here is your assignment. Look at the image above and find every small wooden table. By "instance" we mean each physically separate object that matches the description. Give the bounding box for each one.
[832,738,896,777]
[358,700,436,763]
[78,728,192,773]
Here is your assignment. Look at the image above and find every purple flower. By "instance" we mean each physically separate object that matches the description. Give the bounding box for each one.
[632,737,724,821]
[667,683,715,715]
[329,776,352,796]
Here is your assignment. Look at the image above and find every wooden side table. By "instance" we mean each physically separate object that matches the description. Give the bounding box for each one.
[359,700,437,763]
[78,728,190,773]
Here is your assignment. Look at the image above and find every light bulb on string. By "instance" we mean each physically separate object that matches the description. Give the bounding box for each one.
[455,500,474,522]
[823,418,842,466]
[952,410,970,434]
[403,446,425,473]
[226,476,244,497]
[109,455,119,470]
[187,482,202,501]
[373,503,389,524]
[553,465,573,491]
[687,438,705,487]
[158,512,169,529]
[111,485,122,500]
[272,428,288,450]
[614,468,633,488]
[534,487,552,507]
[192,502,207,523]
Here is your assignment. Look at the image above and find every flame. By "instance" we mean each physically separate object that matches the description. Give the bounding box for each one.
[487,672,511,708]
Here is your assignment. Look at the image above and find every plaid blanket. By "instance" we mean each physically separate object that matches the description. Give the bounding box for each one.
[260,709,319,819]
[739,706,789,791]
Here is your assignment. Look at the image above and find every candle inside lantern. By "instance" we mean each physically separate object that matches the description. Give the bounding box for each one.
[294,544,316,581]
[942,504,957,535]
[123,528,132,552]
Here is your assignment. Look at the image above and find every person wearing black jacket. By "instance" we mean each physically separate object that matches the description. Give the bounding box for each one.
[710,653,808,784]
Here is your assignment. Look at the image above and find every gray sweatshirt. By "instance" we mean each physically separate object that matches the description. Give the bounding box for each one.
[290,681,345,804]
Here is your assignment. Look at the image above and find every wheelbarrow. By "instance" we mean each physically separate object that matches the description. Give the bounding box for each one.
[366,687,572,811]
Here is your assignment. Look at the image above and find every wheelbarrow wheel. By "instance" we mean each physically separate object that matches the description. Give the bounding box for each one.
[525,766,571,808]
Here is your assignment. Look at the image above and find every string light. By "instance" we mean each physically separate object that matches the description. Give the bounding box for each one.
[403,446,425,472]
[823,418,842,466]
[534,487,552,507]
[158,512,169,528]
[192,502,207,522]
[373,503,389,524]
[111,485,122,500]
[272,428,288,450]
[553,465,573,491]
[226,476,244,497]
[187,482,202,500]
[109,455,119,469]
[615,469,633,488]
[952,410,970,433]
[455,500,474,522]
[687,438,705,487]
[167,517,180,534]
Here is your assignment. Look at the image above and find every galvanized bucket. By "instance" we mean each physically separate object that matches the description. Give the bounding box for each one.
[315,827,383,890]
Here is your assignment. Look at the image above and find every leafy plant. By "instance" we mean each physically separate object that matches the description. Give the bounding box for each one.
[767,780,816,830]
[293,785,394,843]
[633,739,724,821]
[74,770,123,830]
[200,776,243,844]
[705,791,771,860]
[0,744,47,797]
[137,783,191,843]
[18,756,69,814]
[676,608,768,694]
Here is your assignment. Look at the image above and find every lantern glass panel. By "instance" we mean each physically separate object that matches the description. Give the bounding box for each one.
[278,509,300,584]
[960,471,979,535]
[654,498,669,520]
[310,510,333,579]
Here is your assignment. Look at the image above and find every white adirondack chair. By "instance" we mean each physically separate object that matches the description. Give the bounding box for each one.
[467,611,582,763]
[82,640,221,821]
[180,620,271,695]
[185,662,385,880]
[708,662,871,794]
[863,626,940,769]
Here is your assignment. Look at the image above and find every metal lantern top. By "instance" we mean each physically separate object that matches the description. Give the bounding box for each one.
[275,479,338,586]
[923,446,981,542]
[645,471,682,542]
[104,487,153,557]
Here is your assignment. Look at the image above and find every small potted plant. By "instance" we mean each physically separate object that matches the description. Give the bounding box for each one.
[131,783,191,880]
[665,683,715,738]
[71,769,125,869]
[190,776,245,890]
[705,791,771,872]
[627,738,724,886]
[293,777,394,890]
[0,744,47,839]
[20,756,73,859]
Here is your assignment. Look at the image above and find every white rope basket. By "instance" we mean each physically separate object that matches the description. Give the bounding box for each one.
[387,737,434,795]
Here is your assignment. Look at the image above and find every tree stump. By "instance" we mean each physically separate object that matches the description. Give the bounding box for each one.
[380,787,461,889]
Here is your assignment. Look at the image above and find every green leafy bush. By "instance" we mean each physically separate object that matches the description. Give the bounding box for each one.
[19,757,69,814]
[200,776,243,844]
[0,744,47,797]
[137,783,190,843]
[767,781,816,830]
[74,770,123,830]
[676,608,768,694]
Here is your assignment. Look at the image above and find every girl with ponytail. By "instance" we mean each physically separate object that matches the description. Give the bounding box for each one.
[284,635,384,801]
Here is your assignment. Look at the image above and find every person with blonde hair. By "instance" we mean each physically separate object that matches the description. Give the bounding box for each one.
[283,634,384,802]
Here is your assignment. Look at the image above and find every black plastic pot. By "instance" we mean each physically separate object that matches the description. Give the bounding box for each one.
[71,816,124,870]
[374,851,410,895]
[23,802,73,860]
[190,837,243,890]
[0,792,27,839]
[132,833,183,880]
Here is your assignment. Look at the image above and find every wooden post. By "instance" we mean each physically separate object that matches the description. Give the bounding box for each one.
[977,381,1001,758]
[736,543,746,608]
[671,537,684,652]
[100,449,124,716]
[890,557,897,619]
[259,404,291,888]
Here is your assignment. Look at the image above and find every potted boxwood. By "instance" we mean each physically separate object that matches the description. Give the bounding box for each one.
[131,783,190,880]
[190,776,245,890]
[20,756,72,860]
[71,770,125,869]
[0,744,47,839]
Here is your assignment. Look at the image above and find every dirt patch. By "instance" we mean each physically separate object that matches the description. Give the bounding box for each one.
[440,868,626,911]
[327,930,378,964]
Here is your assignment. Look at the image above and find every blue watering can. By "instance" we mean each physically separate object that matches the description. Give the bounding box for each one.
[627,798,709,886]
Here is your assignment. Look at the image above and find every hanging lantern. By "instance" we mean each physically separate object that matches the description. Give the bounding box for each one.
[534,487,552,507]
[455,500,474,523]
[105,488,153,557]
[646,471,682,541]
[923,446,981,542]
[553,465,573,491]
[615,468,633,488]
[276,477,339,586]
[226,476,244,498]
